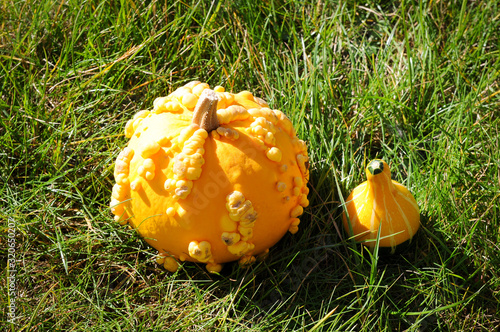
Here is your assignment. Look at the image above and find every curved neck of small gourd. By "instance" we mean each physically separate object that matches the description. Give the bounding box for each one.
[366,172,395,199]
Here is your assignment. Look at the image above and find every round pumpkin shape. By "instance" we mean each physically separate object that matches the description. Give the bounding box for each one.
[342,159,420,253]
[110,81,309,272]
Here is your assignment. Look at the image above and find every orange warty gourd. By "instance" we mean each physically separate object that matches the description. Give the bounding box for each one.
[110,81,309,273]
[342,159,420,253]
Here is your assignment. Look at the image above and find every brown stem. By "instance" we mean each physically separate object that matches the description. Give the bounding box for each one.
[192,89,220,132]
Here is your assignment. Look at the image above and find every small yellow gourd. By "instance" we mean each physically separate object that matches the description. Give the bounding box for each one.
[342,159,420,253]
[110,81,309,273]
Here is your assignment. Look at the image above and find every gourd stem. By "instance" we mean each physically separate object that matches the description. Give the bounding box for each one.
[192,89,220,132]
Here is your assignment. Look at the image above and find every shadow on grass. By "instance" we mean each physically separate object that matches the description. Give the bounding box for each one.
[161,211,500,331]
[13,206,498,330]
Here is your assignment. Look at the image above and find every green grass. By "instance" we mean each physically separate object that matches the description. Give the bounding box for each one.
[1,0,499,330]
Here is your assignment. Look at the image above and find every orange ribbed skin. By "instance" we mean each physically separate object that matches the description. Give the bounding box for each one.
[342,159,420,253]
